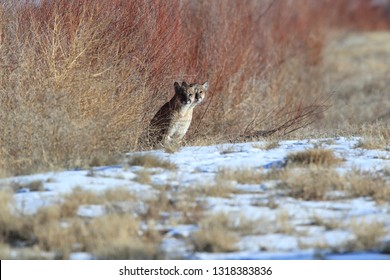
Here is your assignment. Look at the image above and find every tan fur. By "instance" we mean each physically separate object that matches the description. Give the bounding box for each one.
[148,81,208,147]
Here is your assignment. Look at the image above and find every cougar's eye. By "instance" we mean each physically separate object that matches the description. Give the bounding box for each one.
[189,93,193,97]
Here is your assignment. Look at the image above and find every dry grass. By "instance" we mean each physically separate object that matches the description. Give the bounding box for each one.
[33,216,82,258]
[127,154,176,170]
[0,190,33,245]
[342,170,390,203]
[278,166,390,202]
[83,214,139,249]
[32,211,162,259]
[101,188,136,202]
[286,149,342,167]
[218,145,241,155]
[253,141,280,150]
[92,239,161,260]
[217,167,285,185]
[275,210,294,234]
[11,180,45,192]
[344,219,388,252]
[191,213,238,253]
[300,218,389,254]
[88,153,123,168]
[142,188,205,225]
[311,215,341,231]
[354,123,390,150]
[1,185,140,258]
[134,169,153,185]
[59,188,103,217]
[320,31,390,132]
[58,187,136,217]
[190,179,236,198]
[0,185,160,259]
[281,168,344,201]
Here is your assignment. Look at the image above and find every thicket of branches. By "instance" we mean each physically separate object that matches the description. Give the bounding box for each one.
[0,0,389,175]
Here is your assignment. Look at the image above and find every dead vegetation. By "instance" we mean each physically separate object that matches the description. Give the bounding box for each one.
[217,167,285,185]
[282,169,341,200]
[2,160,390,258]
[253,141,280,150]
[2,0,388,175]
[344,220,388,252]
[127,154,177,170]
[11,180,45,193]
[342,170,390,203]
[141,188,205,225]
[286,149,343,167]
[311,215,341,231]
[189,178,236,198]
[354,123,390,150]
[191,213,239,253]
[0,190,33,245]
[134,169,153,185]
[214,164,390,203]
[0,187,151,259]
[2,0,390,260]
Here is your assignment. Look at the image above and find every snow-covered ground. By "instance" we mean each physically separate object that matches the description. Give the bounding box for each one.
[2,137,390,259]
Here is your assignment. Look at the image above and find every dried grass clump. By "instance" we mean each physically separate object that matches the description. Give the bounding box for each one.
[190,179,235,198]
[32,210,158,259]
[32,200,160,259]
[2,185,189,259]
[282,168,343,201]
[275,210,294,234]
[87,214,163,260]
[58,187,136,218]
[191,213,238,253]
[83,214,139,249]
[253,141,280,150]
[142,190,205,225]
[280,167,390,202]
[355,122,390,150]
[218,167,286,185]
[311,215,341,231]
[344,220,388,252]
[287,149,342,167]
[102,188,136,203]
[134,169,153,185]
[88,153,123,168]
[128,154,177,170]
[343,170,390,203]
[0,190,32,245]
[11,180,45,193]
[92,240,161,260]
[33,216,83,258]
[217,168,264,185]
[59,188,103,217]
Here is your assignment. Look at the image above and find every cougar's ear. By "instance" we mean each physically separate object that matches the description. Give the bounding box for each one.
[174,82,181,91]
[181,81,188,88]
[202,81,209,90]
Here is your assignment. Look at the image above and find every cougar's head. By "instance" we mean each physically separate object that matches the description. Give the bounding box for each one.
[174,81,196,105]
[194,81,208,104]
